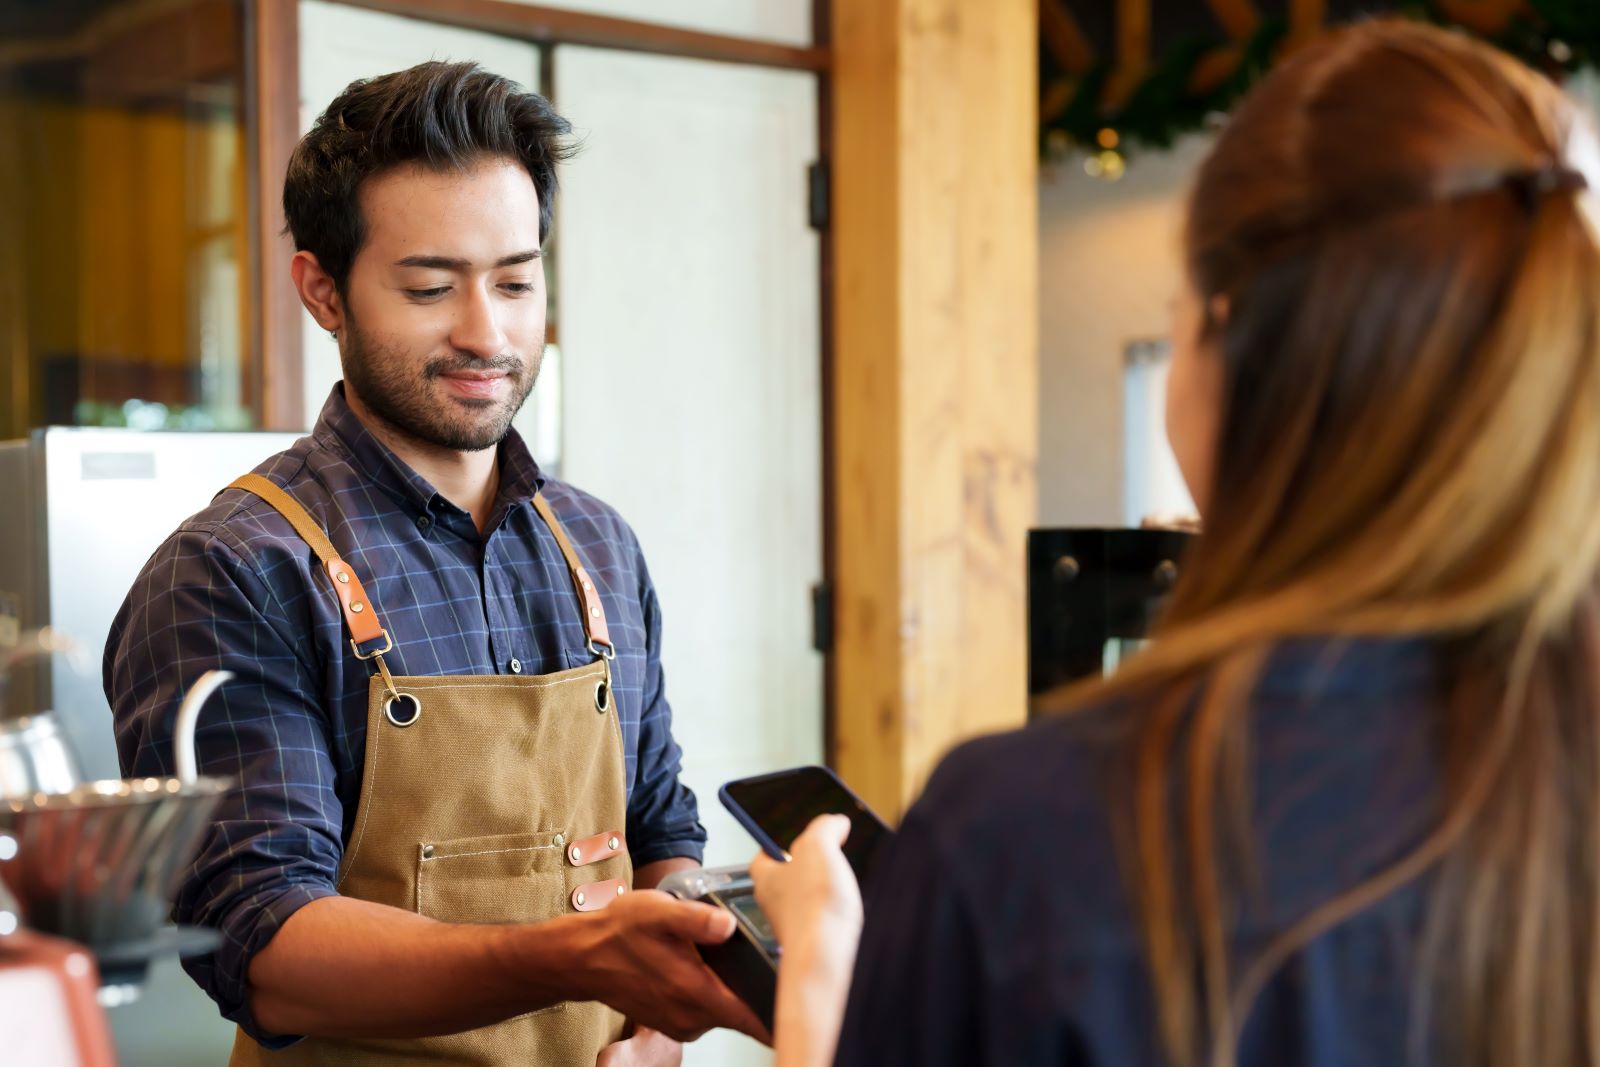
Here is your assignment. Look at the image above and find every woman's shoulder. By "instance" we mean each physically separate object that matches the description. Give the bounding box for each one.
[905,635,1442,912]
[912,707,1124,836]
[900,704,1143,946]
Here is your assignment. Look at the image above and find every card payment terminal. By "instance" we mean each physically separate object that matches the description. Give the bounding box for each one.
[656,865,779,1032]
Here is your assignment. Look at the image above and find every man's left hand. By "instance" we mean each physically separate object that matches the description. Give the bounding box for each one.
[596,1026,683,1067]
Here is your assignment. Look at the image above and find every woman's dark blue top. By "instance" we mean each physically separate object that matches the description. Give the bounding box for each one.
[834,638,1442,1066]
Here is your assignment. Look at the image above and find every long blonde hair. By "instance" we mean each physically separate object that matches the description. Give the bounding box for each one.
[1044,19,1600,1066]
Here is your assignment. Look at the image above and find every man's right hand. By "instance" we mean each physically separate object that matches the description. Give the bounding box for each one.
[569,889,771,1044]
[247,892,770,1045]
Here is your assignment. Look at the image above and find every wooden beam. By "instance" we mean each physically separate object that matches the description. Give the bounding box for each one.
[1287,0,1327,48]
[1039,0,1095,75]
[337,0,829,72]
[0,0,241,112]
[1189,44,1242,94]
[1432,0,1523,36]
[1103,0,1152,115]
[247,0,304,430]
[1205,0,1261,42]
[830,0,1038,817]
[0,97,29,438]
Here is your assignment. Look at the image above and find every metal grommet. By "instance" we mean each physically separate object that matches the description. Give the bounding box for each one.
[421,844,435,860]
[385,692,423,727]
[594,680,610,713]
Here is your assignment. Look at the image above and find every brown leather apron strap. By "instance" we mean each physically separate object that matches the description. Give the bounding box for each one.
[227,474,389,651]
[531,493,613,654]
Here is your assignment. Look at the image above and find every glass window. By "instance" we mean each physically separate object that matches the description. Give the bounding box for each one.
[0,0,251,437]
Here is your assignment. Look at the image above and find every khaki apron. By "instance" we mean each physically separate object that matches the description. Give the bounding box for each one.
[225,473,632,1067]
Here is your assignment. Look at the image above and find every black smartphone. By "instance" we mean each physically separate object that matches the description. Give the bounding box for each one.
[719,765,891,886]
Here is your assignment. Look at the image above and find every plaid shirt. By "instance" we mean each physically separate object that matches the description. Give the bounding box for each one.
[104,384,705,1046]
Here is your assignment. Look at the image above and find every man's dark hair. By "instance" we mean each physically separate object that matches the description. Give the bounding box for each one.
[283,60,574,295]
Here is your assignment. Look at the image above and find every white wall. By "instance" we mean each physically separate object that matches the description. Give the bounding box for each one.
[522,0,810,47]
[1037,133,1212,527]
[1038,74,1600,530]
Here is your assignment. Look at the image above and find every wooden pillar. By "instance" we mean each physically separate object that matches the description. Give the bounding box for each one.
[248,0,304,430]
[830,0,1038,817]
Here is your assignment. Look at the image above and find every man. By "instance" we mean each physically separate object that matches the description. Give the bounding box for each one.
[105,61,762,1066]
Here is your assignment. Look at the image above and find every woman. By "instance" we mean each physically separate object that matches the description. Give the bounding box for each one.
[753,19,1600,1067]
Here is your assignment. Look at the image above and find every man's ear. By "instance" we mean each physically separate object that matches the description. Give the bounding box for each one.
[290,251,344,333]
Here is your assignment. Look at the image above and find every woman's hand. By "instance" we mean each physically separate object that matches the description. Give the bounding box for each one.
[749,815,865,1067]
[750,815,863,950]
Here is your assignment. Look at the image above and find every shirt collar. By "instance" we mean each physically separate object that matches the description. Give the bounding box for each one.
[311,383,547,519]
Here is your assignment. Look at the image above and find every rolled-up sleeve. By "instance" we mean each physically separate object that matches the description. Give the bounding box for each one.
[104,524,343,1047]
[622,553,706,866]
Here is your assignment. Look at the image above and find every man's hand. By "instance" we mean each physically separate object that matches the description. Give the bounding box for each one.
[596,1027,682,1067]
[571,889,770,1043]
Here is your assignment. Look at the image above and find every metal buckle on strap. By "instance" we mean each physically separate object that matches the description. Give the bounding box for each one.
[351,631,393,661]
[587,639,615,661]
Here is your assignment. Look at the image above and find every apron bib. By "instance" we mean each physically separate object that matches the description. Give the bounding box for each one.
[225,474,630,1066]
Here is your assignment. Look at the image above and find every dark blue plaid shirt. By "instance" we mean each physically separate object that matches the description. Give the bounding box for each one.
[104,384,705,1045]
[837,638,1444,1066]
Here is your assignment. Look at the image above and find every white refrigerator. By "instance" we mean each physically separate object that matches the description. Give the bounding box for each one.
[0,426,300,1066]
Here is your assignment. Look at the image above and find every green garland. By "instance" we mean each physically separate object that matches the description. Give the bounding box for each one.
[1041,1,1600,165]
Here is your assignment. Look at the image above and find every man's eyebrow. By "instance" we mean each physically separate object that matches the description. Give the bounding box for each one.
[394,249,542,270]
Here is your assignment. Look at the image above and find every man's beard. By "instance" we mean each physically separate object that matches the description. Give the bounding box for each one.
[340,315,540,452]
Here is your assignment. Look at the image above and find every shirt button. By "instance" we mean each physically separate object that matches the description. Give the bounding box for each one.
[415,514,433,534]
[509,658,522,674]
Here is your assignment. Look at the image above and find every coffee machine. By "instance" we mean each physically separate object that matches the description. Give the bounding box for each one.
[0,669,233,1067]
[1027,526,1195,703]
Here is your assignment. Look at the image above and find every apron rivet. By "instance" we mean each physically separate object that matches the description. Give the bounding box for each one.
[607,837,619,851]
[616,885,625,895]
[589,606,600,618]
[421,844,434,859]
[574,891,586,907]
[351,601,365,613]
[337,571,350,584]
[384,692,423,728]
[554,833,565,846]
[569,846,582,863]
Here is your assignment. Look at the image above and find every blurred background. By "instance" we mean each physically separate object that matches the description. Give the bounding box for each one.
[1,1,1597,1064]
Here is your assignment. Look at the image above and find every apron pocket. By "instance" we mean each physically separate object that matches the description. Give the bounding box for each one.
[415,829,567,925]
